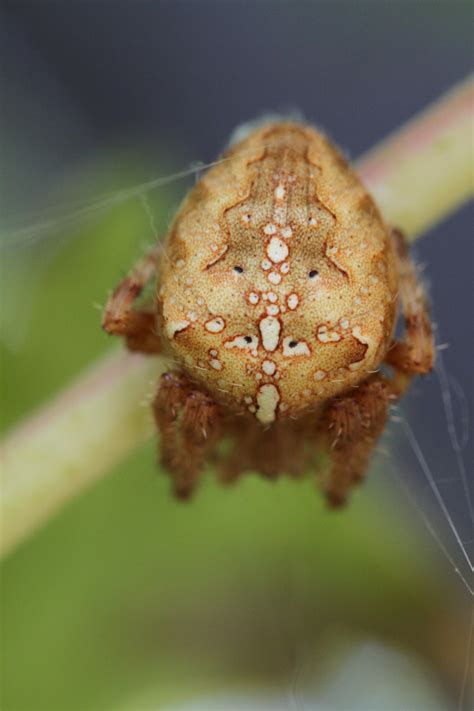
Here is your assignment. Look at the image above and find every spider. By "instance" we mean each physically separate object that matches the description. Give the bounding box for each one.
[103,121,434,506]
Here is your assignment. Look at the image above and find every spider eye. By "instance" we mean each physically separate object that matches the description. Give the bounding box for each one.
[288,340,298,348]
[233,266,244,274]
[308,270,319,279]
[244,336,253,344]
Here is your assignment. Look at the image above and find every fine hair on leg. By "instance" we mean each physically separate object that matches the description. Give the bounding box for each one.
[320,375,392,507]
[153,372,220,499]
[385,228,434,380]
[102,243,162,353]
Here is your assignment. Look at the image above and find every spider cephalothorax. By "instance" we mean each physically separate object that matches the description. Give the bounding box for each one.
[103,121,434,505]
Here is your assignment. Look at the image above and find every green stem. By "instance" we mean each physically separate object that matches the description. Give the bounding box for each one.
[1,75,473,559]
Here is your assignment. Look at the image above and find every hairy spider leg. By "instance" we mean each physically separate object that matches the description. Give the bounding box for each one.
[384,228,434,387]
[153,372,220,499]
[321,374,392,507]
[102,243,162,353]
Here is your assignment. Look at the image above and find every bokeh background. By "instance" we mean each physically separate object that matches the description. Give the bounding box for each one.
[1,2,473,710]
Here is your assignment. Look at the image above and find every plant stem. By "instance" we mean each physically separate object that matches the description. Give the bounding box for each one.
[358,74,473,239]
[1,75,473,559]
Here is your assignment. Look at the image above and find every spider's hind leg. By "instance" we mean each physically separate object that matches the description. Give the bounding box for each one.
[153,372,220,499]
[320,374,393,508]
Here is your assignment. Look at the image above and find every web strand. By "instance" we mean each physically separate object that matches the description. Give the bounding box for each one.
[139,193,170,263]
[1,147,265,249]
[388,456,473,596]
[392,412,474,580]
[434,350,474,525]
[448,374,470,451]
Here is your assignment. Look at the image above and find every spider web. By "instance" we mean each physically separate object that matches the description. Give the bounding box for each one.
[388,337,473,596]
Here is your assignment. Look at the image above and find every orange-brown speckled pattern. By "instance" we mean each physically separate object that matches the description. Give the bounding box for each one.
[157,122,398,425]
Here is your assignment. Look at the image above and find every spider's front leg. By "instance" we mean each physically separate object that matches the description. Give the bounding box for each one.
[102,244,162,354]
[153,372,221,499]
[320,374,393,508]
[384,228,434,388]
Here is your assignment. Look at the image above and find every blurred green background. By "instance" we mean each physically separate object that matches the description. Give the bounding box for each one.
[1,2,473,709]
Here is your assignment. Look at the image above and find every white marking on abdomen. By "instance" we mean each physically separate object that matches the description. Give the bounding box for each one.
[274,184,286,200]
[166,320,190,338]
[266,304,279,316]
[262,360,276,375]
[317,325,341,343]
[225,335,259,356]
[205,317,225,333]
[282,337,311,356]
[259,316,281,352]
[256,384,280,424]
[287,293,299,310]
[267,236,289,263]
[264,223,277,235]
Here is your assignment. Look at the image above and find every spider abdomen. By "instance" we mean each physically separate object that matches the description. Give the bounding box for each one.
[158,121,398,423]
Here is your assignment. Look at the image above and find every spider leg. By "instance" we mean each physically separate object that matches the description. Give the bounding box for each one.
[102,244,162,353]
[384,228,434,392]
[153,372,220,499]
[153,371,189,475]
[320,374,392,507]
